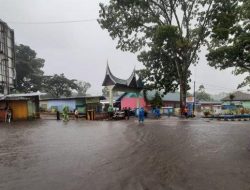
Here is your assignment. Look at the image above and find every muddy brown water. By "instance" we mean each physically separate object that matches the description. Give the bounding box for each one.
[0,118,250,190]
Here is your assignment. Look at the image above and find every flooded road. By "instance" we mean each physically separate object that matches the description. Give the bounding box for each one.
[0,118,250,190]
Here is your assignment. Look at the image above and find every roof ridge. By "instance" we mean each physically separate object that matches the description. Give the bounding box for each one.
[221,91,250,101]
[126,68,136,85]
[105,64,135,85]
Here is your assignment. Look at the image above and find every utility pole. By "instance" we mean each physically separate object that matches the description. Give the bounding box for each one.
[193,81,196,117]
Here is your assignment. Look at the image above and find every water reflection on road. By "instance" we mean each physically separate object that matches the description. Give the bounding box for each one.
[0,118,250,190]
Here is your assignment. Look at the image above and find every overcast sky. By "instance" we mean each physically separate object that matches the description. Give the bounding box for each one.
[0,0,248,95]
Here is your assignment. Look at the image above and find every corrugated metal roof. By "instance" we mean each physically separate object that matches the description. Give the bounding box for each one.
[198,101,221,105]
[7,92,46,97]
[0,92,46,100]
[40,95,105,101]
[221,91,250,101]
[146,90,180,101]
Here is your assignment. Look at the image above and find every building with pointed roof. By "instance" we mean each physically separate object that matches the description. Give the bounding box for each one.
[102,64,143,106]
[102,64,143,92]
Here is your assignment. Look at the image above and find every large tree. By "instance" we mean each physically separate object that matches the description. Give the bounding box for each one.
[98,0,216,111]
[195,85,213,101]
[207,0,250,89]
[75,80,91,96]
[15,44,45,92]
[42,74,79,98]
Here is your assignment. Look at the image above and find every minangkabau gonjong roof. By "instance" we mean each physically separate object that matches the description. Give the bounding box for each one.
[102,64,143,92]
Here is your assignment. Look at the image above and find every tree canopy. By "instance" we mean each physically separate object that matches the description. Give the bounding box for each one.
[15,44,91,97]
[75,81,91,96]
[98,0,218,109]
[42,74,79,98]
[15,44,45,93]
[195,85,213,101]
[207,0,250,89]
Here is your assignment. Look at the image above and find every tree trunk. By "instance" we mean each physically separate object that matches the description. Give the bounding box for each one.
[176,60,188,116]
[179,77,187,116]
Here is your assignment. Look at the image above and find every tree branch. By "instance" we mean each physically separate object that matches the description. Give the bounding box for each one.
[184,0,196,39]
[189,0,214,64]
[158,0,172,24]
[169,0,183,35]
[187,0,196,21]
[147,4,164,25]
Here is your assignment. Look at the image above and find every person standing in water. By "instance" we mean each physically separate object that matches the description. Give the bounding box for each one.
[7,108,12,123]
[74,109,79,120]
[56,110,60,120]
[138,107,145,124]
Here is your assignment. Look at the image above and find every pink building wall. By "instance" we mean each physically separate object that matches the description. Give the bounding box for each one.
[121,98,146,109]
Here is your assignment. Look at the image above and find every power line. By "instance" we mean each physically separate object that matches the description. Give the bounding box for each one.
[8,18,98,25]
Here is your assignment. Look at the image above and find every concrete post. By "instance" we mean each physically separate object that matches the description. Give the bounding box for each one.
[4,86,8,95]
[108,86,114,106]
[136,92,140,108]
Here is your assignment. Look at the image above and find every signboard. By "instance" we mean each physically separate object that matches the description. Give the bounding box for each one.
[86,97,100,104]
[186,96,194,103]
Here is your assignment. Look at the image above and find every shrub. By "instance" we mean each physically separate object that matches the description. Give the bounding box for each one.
[203,110,211,116]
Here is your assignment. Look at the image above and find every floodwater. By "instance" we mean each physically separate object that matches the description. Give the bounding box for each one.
[0,118,250,190]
